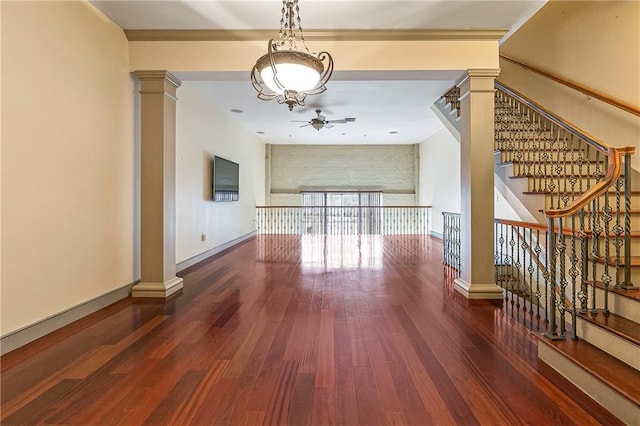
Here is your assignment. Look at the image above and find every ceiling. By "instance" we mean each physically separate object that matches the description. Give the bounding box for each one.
[90,0,547,145]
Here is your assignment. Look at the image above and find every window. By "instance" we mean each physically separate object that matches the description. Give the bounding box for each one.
[301,191,382,235]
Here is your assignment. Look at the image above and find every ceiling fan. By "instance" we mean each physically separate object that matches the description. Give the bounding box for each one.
[292,109,356,131]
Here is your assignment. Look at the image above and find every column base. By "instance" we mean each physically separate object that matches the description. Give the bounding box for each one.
[454,278,504,300]
[131,277,183,298]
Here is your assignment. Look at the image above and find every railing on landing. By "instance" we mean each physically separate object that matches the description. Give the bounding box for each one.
[442,81,637,341]
[256,206,431,235]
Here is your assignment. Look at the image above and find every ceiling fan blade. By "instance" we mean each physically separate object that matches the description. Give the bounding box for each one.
[291,120,310,123]
[325,124,334,129]
[326,117,356,124]
[299,124,311,128]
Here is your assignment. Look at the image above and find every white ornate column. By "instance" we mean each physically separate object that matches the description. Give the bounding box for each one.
[132,71,183,298]
[454,69,504,299]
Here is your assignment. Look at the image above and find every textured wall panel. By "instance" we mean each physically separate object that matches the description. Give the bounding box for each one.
[270,145,416,195]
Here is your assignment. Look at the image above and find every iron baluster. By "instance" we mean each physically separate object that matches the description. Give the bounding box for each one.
[590,199,600,314]
[569,215,579,340]
[621,153,637,290]
[602,192,613,315]
[558,217,567,338]
[545,217,564,340]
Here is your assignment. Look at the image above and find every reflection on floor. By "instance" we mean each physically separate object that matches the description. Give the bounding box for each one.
[257,234,434,272]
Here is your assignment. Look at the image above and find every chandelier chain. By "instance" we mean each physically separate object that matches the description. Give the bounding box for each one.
[276,0,311,53]
[295,0,310,53]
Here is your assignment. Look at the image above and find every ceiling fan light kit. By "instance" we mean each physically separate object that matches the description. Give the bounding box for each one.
[250,0,333,111]
[293,109,356,131]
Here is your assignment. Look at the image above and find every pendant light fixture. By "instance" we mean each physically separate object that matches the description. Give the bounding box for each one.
[251,0,333,111]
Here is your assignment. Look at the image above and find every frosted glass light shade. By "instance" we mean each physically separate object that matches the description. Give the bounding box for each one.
[260,63,320,93]
[255,50,324,94]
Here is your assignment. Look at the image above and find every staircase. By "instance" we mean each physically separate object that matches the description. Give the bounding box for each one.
[439,82,640,424]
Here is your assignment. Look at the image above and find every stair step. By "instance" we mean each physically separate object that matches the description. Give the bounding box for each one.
[523,190,640,196]
[579,311,640,347]
[596,256,640,267]
[537,335,640,425]
[521,224,640,239]
[576,312,640,371]
[586,280,640,301]
[585,281,640,323]
[496,148,584,153]
[500,160,600,166]
[585,210,640,215]
[537,208,640,216]
[509,175,613,180]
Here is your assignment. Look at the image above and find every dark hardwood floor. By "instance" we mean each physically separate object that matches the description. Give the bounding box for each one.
[1,235,622,425]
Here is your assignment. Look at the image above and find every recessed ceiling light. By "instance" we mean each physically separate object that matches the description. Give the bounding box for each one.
[389,131,398,134]
[230,108,243,113]
[341,133,346,136]
[256,131,265,134]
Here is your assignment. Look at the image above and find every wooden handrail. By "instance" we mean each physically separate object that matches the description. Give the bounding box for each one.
[544,148,635,219]
[500,54,640,117]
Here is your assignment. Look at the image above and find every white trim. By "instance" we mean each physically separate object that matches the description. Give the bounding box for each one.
[538,342,638,425]
[176,231,257,272]
[454,278,504,300]
[0,281,136,355]
[430,230,443,240]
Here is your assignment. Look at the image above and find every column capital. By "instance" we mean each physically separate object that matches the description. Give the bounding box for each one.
[134,70,182,89]
[456,68,501,98]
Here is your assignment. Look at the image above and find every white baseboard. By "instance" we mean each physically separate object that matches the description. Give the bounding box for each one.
[176,231,257,273]
[0,281,136,355]
[1,232,258,355]
[430,230,443,240]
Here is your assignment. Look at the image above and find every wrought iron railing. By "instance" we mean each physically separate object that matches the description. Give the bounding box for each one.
[256,206,431,235]
[442,212,461,274]
[495,81,636,340]
[440,81,636,342]
[494,219,550,328]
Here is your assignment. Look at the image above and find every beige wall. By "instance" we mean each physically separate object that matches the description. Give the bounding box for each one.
[175,82,265,264]
[499,1,640,168]
[1,2,135,335]
[269,144,417,206]
[419,129,461,236]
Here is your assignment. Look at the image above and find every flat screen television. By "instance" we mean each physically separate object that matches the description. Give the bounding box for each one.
[212,156,239,202]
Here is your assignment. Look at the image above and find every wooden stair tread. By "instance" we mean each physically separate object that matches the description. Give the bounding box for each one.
[500,160,600,165]
[596,255,640,267]
[517,222,640,238]
[578,311,640,346]
[509,174,624,179]
[497,148,583,152]
[585,280,640,301]
[523,190,640,195]
[537,208,640,215]
[536,335,640,406]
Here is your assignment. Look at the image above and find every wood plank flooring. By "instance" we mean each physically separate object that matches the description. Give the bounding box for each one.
[1,235,622,425]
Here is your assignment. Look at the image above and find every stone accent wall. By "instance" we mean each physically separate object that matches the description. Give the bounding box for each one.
[268,144,417,205]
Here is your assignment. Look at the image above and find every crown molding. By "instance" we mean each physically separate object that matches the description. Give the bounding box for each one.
[124,28,509,42]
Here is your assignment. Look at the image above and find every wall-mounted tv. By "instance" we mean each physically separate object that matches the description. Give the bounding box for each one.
[212,156,239,202]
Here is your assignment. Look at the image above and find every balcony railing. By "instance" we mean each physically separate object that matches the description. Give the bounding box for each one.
[256,206,431,235]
